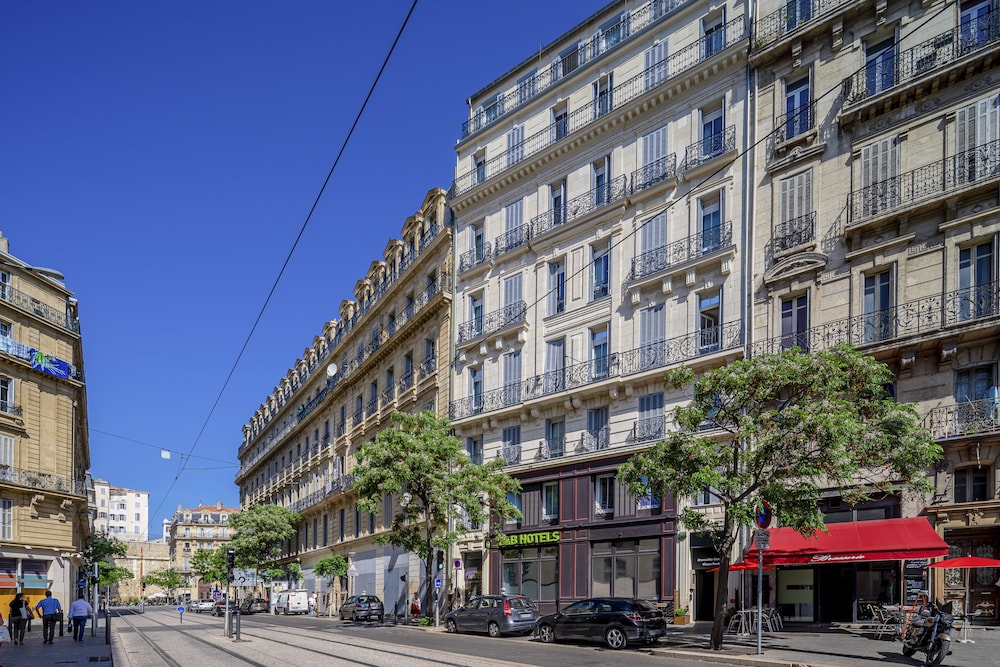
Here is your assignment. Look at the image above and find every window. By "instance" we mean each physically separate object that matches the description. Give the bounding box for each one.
[595,475,615,516]
[785,0,813,31]
[548,260,566,315]
[592,245,610,300]
[472,224,486,263]
[960,1,993,52]
[516,69,537,105]
[784,78,811,139]
[700,107,725,161]
[339,508,345,541]
[703,13,725,58]
[369,512,376,534]
[598,12,629,52]
[424,338,436,363]
[637,393,665,443]
[865,36,896,96]
[504,273,523,309]
[553,104,569,142]
[500,200,526,252]
[470,367,483,413]
[557,41,583,78]
[550,179,567,226]
[502,545,558,601]
[2,499,14,539]
[542,483,559,520]
[586,406,609,451]
[955,364,996,428]
[593,155,610,206]
[0,378,11,414]
[506,492,522,523]
[545,419,565,458]
[591,327,610,379]
[639,127,669,190]
[473,152,486,185]
[778,170,813,244]
[700,194,722,253]
[958,241,994,321]
[859,135,899,216]
[544,339,566,394]
[592,539,661,598]
[781,293,809,351]
[503,350,522,404]
[954,466,990,503]
[692,486,720,506]
[354,505,360,538]
[644,40,668,90]
[636,475,661,511]
[502,426,521,464]
[506,125,524,167]
[698,291,721,353]
[0,321,8,338]
[862,269,894,343]
[484,93,504,124]
[593,74,613,118]
[639,304,666,370]
[469,294,484,337]
[956,93,999,183]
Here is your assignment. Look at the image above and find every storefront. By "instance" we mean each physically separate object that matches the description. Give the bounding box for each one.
[927,501,1000,623]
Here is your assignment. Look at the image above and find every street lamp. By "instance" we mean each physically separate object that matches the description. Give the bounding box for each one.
[0,259,65,281]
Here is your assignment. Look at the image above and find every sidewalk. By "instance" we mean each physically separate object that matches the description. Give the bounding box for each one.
[651,620,1000,667]
[1,619,111,667]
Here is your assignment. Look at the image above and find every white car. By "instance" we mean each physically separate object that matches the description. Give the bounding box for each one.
[194,600,215,613]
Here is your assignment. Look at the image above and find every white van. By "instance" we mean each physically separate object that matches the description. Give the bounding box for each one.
[274,589,309,615]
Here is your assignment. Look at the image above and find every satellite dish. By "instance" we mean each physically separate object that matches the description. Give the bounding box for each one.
[326,363,338,378]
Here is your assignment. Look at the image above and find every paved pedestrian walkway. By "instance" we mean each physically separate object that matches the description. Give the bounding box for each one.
[0,616,111,667]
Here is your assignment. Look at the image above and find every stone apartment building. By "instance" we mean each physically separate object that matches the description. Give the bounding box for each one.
[93,478,149,541]
[235,189,453,616]
[167,501,237,601]
[0,232,91,610]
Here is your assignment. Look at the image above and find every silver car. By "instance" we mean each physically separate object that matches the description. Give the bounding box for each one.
[445,595,537,637]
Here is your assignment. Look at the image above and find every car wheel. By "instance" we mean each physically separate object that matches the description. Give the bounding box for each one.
[340,612,345,621]
[488,621,501,638]
[538,624,555,643]
[351,611,357,622]
[283,608,288,615]
[605,626,628,650]
[446,618,457,633]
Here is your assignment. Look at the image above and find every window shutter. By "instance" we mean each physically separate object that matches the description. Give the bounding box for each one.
[504,273,522,306]
[504,200,522,232]
[0,436,11,468]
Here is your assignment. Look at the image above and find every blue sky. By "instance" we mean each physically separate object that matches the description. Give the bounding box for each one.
[0,1,610,538]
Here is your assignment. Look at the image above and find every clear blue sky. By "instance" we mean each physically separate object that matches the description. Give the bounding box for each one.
[0,1,610,539]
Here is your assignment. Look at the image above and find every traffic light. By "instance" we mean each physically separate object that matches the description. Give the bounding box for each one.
[435,550,444,571]
[226,547,235,571]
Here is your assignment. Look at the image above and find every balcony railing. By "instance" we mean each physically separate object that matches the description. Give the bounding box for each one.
[0,465,87,496]
[844,12,1000,107]
[351,409,363,427]
[494,224,532,257]
[772,212,816,253]
[628,220,733,282]
[849,139,1000,226]
[630,416,667,444]
[459,0,693,139]
[540,436,565,460]
[501,444,522,466]
[774,102,815,145]
[925,397,1000,440]
[630,153,678,194]
[449,383,521,421]
[366,397,379,417]
[418,356,437,380]
[0,284,78,333]
[531,175,628,238]
[754,279,1000,356]
[682,125,737,170]
[381,385,396,405]
[458,243,492,273]
[457,301,527,344]
[754,0,853,49]
[580,426,610,452]
[453,16,747,196]
[398,371,414,393]
[618,321,744,375]
[0,402,22,418]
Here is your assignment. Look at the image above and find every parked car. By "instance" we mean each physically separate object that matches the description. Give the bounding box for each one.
[445,594,537,637]
[274,589,309,615]
[194,599,214,613]
[211,599,238,617]
[240,597,268,615]
[534,598,666,649]
[339,595,384,622]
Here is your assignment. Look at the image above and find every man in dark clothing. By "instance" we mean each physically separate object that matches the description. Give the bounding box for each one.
[34,590,62,644]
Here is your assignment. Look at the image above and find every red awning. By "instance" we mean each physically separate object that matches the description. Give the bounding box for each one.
[745,517,948,565]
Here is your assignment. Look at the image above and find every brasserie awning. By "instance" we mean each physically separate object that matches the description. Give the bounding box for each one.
[745,517,948,565]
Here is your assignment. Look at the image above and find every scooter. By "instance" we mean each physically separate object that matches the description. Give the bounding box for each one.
[902,599,954,667]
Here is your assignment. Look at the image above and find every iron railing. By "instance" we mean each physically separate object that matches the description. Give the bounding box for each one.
[849,139,1000,226]
[531,176,628,238]
[754,0,852,49]
[449,383,522,421]
[925,398,1000,440]
[457,301,527,344]
[418,356,437,380]
[630,416,667,444]
[0,284,78,333]
[366,397,379,417]
[0,402,22,418]
[500,444,522,466]
[398,371,414,393]
[631,153,678,194]
[453,16,747,195]
[352,409,364,427]
[774,101,815,144]
[843,11,1000,106]
[0,466,87,496]
[772,212,816,253]
[580,426,611,452]
[682,125,737,170]
[494,225,532,257]
[458,243,492,273]
[381,385,396,405]
[619,321,744,375]
[628,221,733,282]
[539,436,565,460]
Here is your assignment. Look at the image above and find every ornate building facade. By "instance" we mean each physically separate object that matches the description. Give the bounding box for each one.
[167,501,237,601]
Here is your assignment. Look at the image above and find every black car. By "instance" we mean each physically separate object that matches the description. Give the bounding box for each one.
[339,595,384,622]
[534,598,666,649]
[212,599,238,617]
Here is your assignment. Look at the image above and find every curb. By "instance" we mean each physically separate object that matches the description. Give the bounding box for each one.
[649,647,841,667]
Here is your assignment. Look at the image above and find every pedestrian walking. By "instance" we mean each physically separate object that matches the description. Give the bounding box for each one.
[7,593,30,645]
[68,593,94,642]
[33,590,62,644]
[308,593,316,615]
[0,609,10,651]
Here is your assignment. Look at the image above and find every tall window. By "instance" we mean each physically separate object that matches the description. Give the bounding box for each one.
[859,135,899,216]
[544,339,566,394]
[958,241,994,321]
[546,419,565,458]
[644,40,668,90]
[593,156,610,206]
[956,93,999,183]
[473,153,486,186]
[0,435,12,468]
[592,244,610,300]
[598,12,630,52]
[960,0,993,52]
[542,483,559,520]
[593,74,613,118]
[637,393,665,443]
[698,291,721,353]
[339,508,345,541]
[503,350,522,404]
[700,194,722,253]
[469,294,484,336]
[516,69,537,105]
[506,492,522,524]
[956,365,994,404]
[501,426,521,465]
[472,224,486,263]
[553,105,569,142]
[954,466,990,503]
[784,78,811,139]
[641,212,667,255]
[0,378,11,414]
[466,436,483,466]
[501,200,525,252]
[640,304,666,370]
[640,127,669,189]
[595,475,615,516]
[781,293,809,351]
[587,406,610,451]
[865,36,896,96]
[550,179,567,226]
[484,93,504,124]
[557,41,583,78]
[470,367,483,413]
[506,125,524,167]
[785,0,813,31]
[548,260,566,315]
[703,14,725,58]
[862,269,893,343]
[779,170,813,229]
[591,327,610,379]
[700,107,725,161]
[504,273,523,309]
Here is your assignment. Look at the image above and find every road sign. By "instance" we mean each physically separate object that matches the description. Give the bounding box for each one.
[453,559,462,569]
[755,529,771,550]
[755,502,772,529]
[434,578,442,588]
[77,577,86,588]
[232,568,258,587]
[177,606,185,613]
[347,561,358,577]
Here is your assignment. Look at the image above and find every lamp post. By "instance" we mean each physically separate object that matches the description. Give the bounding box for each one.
[0,259,65,281]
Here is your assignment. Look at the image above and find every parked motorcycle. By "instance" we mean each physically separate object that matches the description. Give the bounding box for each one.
[901,599,954,667]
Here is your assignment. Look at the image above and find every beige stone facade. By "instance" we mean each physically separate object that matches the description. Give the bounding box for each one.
[167,502,237,601]
[113,541,169,601]
[235,189,452,616]
[0,232,91,612]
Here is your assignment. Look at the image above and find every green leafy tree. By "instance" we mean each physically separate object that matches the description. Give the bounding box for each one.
[617,345,941,650]
[229,504,300,573]
[190,547,227,588]
[314,555,348,615]
[143,568,185,600]
[83,532,131,595]
[354,410,521,615]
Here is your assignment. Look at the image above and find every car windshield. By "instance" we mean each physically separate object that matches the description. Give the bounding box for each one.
[629,600,657,612]
[360,596,379,603]
[508,597,532,609]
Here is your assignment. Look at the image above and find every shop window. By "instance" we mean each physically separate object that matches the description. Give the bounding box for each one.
[502,546,558,601]
[592,538,661,598]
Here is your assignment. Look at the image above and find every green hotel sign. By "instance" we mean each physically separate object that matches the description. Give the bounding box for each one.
[497,530,561,549]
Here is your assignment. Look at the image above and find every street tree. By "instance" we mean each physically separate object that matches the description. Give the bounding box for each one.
[617,344,941,650]
[84,532,131,596]
[229,504,300,574]
[143,568,185,601]
[314,555,348,612]
[354,410,521,615]
[190,547,227,590]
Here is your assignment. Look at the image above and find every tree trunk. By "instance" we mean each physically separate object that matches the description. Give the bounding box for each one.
[709,514,738,650]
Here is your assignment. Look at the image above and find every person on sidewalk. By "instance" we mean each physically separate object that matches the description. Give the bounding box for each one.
[308,593,316,615]
[68,594,94,642]
[7,593,29,645]
[34,590,62,644]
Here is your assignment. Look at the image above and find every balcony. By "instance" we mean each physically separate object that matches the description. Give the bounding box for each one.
[580,426,610,452]
[381,385,396,405]
[539,436,565,460]
[398,371,414,393]
[772,213,816,254]
[754,0,853,51]
[627,221,733,283]
[681,125,737,171]
[351,409,363,427]
[630,154,678,195]
[418,356,437,380]
[449,383,521,421]
[453,16,747,196]
[0,284,79,333]
[458,243,492,273]
[459,0,694,139]
[494,224,532,258]
[457,300,527,344]
[842,12,1000,110]
[618,321,744,376]
[753,279,1000,356]
[629,416,667,444]
[500,444,522,466]
[0,465,87,496]
[773,102,815,146]
[366,397,379,417]
[0,402,22,419]
[848,139,1000,230]
[531,176,628,239]
[925,398,1000,440]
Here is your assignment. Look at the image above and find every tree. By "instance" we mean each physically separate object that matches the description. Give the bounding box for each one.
[314,555,348,615]
[229,504,300,573]
[617,344,941,650]
[84,532,131,596]
[190,547,227,588]
[354,410,521,615]
[143,568,185,600]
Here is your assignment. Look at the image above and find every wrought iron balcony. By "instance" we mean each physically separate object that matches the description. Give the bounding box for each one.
[449,383,521,421]
[494,224,532,257]
[630,416,667,444]
[772,213,816,253]
[630,154,678,194]
[458,244,492,273]
[843,12,1000,108]
[0,284,79,333]
[619,321,744,376]
[0,465,87,496]
[580,426,610,452]
[335,421,346,437]
[453,15,747,196]
[0,402,22,418]
[398,371,414,393]
[539,436,565,460]
[351,409,363,427]
[682,125,737,171]
[418,356,436,379]
[753,279,1000,356]
[925,397,1000,440]
[381,385,396,405]
[459,0,692,139]
[500,444,522,466]
[366,396,379,417]
[848,139,1000,227]
[457,301,527,344]
[774,102,815,145]
[532,175,628,239]
[754,0,852,50]
[627,220,733,283]
[592,282,610,300]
